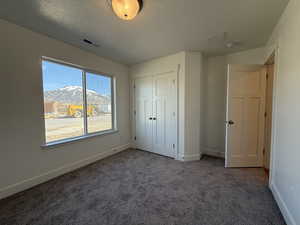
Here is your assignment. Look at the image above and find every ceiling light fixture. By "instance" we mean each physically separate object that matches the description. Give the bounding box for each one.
[111,0,143,20]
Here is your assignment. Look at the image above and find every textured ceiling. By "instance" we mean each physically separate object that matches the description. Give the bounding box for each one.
[0,0,289,64]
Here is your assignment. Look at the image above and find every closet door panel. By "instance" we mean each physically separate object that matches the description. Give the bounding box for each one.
[134,77,153,152]
[153,72,177,158]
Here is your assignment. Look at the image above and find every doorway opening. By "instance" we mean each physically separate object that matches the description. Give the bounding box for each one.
[225,52,276,172]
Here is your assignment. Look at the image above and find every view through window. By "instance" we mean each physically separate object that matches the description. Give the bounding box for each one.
[42,60,113,143]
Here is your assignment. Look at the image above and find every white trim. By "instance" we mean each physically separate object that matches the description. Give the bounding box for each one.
[267,45,279,188]
[0,143,131,200]
[225,64,230,167]
[270,182,296,225]
[175,64,180,160]
[201,147,225,158]
[42,56,115,78]
[178,153,201,162]
[41,129,119,148]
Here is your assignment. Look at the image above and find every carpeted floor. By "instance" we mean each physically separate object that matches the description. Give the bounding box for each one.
[0,149,285,225]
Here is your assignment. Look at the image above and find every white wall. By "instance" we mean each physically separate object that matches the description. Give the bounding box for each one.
[130,52,202,161]
[184,52,202,160]
[0,19,131,199]
[227,47,267,64]
[266,0,300,224]
[202,47,266,157]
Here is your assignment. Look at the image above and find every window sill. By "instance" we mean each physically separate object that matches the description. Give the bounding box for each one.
[41,129,119,149]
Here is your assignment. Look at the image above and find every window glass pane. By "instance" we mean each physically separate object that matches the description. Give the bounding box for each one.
[42,60,84,143]
[86,72,112,133]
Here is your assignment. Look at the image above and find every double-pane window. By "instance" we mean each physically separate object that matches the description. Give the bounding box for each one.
[42,59,114,144]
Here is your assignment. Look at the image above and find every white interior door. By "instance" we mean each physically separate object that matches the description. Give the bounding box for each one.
[225,65,266,167]
[134,77,153,152]
[153,72,177,158]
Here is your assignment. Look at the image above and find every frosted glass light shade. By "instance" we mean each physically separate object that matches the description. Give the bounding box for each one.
[112,0,142,20]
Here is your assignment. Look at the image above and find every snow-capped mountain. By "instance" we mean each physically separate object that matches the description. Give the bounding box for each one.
[44,86,110,105]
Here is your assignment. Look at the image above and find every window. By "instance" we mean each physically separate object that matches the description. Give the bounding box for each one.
[42,59,114,144]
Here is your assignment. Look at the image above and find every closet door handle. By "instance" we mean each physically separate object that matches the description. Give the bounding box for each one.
[153,117,157,120]
[228,120,234,125]
[149,117,153,120]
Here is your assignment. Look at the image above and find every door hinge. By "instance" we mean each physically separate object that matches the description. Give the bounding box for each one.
[266,73,269,79]
[264,112,267,118]
[134,110,136,115]
[134,136,137,140]
[263,148,265,155]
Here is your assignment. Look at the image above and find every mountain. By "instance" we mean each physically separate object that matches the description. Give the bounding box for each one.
[44,86,110,105]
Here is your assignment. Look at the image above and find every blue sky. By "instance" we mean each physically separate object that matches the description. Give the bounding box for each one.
[42,60,111,96]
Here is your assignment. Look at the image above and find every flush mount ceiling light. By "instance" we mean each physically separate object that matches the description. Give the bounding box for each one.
[111,0,143,20]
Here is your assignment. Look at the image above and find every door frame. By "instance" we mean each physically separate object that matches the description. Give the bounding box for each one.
[225,64,266,168]
[223,44,280,187]
[265,45,280,188]
[131,70,179,159]
[263,61,275,172]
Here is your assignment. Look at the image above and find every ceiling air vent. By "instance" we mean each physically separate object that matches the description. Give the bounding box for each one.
[83,39,99,47]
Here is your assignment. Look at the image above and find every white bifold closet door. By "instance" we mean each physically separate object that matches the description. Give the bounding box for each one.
[134,72,177,158]
[135,76,153,152]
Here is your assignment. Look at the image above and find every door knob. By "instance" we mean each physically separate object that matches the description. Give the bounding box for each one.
[153,117,157,120]
[228,120,235,125]
[149,117,153,120]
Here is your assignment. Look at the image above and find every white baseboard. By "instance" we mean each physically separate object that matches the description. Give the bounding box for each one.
[0,143,131,200]
[201,146,225,158]
[270,182,296,225]
[178,153,201,162]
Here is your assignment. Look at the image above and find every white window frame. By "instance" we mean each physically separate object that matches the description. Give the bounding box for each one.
[41,57,117,147]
